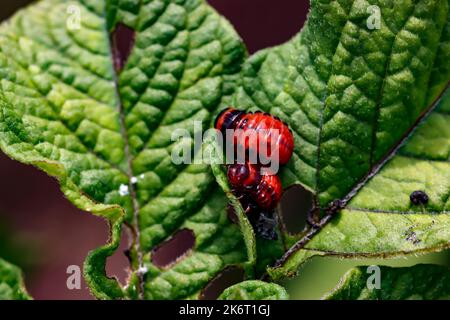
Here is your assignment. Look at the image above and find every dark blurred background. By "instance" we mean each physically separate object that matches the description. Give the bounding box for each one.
[0,0,448,300]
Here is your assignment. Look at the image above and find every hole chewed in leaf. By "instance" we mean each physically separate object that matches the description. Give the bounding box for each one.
[199,266,245,300]
[208,0,309,53]
[151,229,196,268]
[279,185,313,234]
[110,23,136,72]
[106,228,130,286]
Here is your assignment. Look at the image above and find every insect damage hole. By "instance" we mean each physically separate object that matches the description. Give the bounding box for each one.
[199,266,245,300]
[106,228,130,286]
[151,229,196,268]
[279,185,313,234]
[110,23,136,72]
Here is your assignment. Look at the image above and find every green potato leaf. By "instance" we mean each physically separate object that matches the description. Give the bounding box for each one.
[232,0,450,279]
[0,258,31,300]
[219,280,288,300]
[325,264,450,300]
[0,0,248,299]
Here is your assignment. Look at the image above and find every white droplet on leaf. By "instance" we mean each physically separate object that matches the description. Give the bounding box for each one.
[139,174,145,179]
[131,177,138,184]
[137,266,148,275]
[119,184,129,196]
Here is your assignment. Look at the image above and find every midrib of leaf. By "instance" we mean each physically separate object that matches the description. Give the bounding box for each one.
[106,17,145,300]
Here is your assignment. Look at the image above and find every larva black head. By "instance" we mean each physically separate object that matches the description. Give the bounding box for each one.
[410,190,429,205]
[215,108,244,133]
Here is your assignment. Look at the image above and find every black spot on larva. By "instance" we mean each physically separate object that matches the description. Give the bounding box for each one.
[110,23,136,72]
[199,266,245,300]
[151,229,195,268]
[410,190,429,205]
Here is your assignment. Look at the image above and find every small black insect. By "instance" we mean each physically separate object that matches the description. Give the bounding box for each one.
[254,211,278,241]
[410,190,429,205]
